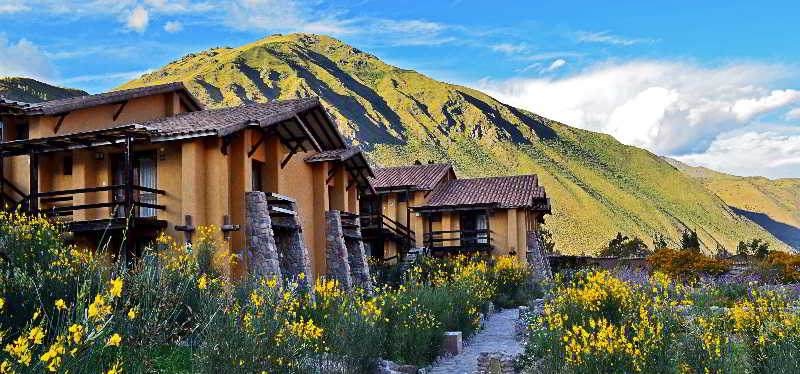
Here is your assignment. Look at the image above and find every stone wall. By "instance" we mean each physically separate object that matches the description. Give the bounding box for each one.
[325,210,353,289]
[244,192,282,282]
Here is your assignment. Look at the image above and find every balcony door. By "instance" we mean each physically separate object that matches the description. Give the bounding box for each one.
[459,211,488,245]
[111,151,157,218]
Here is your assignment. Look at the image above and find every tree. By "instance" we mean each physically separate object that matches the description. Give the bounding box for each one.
[737,238,770,258]
[652,233,669,250]
[600,232,650,257]
[680,229,700,252]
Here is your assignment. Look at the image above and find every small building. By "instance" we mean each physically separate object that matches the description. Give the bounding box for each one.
[360,163,551,262]
[0,83,373,282]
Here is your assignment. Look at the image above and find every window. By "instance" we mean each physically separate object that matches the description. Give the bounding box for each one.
[397,191,408,203]
[16,123,29,140]
[430,213,442,222]
[252,160,264,192]
[63,156,73,176]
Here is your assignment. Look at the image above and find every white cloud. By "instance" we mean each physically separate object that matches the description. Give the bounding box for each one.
[517,51,582,61]
[0,1,29,13]
[786,108,800,121]
[144,0,213,13]
[59,69,152,84]
[542,59,566,73]
[491,43,527,55]
[125,5,150,33]
[674,130,800,178]
[517,63,541,73]
[225,0,356,34]
[574,31,655,46]
[0,35,56,80]
[164,20,183,33]
[475,60,800,156]
[732,90,800,122]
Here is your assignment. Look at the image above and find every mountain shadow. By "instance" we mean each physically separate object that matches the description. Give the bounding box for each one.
[731,207,800,250]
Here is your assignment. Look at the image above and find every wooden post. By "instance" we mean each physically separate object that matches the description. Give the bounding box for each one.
[123,135,134,256]
[29,152,38,213]
[174,214,196,245]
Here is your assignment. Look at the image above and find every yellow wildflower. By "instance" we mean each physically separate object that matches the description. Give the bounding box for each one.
[68,324,83,344]
[127,307,138,320]
[106,333,122,347]
[54,299,66,311]
[110,277,123,298]
[107,362,123,374]
[198,274,208,290]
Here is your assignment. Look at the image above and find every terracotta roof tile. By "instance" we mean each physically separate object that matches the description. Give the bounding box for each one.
[15,83,204,116]
[142,98,321,137]
[370,163,453,191]
[304,147,361,163]
[423,175,549,210]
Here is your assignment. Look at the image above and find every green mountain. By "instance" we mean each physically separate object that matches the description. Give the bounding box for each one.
[665,158,800,250]
[114,33,792,254]
[0,77,87,103]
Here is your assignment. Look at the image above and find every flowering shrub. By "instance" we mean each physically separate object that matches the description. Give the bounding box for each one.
[648,248,731,278]
[518,269,800,374]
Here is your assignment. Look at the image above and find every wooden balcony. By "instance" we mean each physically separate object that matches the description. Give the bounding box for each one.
[424,229,493,254]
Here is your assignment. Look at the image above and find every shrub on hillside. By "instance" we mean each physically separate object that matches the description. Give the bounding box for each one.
[648,248,731,278]
[599,232,650,257]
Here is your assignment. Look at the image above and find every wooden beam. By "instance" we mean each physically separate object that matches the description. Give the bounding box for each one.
[293,114,322,152]
[53,113,69,134]
[247,129,271,158]
[278,121,308,153]
[309,109,338,149]
[280,143,302,169]
[112,101,129,121]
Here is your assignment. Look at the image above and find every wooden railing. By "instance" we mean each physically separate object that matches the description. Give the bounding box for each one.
[423,229,493,252]
[360,213,416,242]
[31,184,166,218]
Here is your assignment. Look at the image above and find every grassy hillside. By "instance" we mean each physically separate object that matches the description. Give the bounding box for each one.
[666,158,800,250]
[0,77,87,103]
[119,33,793,254]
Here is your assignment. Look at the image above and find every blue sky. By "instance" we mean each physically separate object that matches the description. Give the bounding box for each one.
[1,0,799,178]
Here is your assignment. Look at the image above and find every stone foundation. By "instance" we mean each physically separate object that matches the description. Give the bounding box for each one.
[325,210,353,289]
[244,192,282,282]
[341,212,372,291]
[270,200,313,289]
[526,231,552,279]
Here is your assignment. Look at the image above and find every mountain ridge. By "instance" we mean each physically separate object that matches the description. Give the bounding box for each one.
[117,33,795,254]
[0,77,87,103]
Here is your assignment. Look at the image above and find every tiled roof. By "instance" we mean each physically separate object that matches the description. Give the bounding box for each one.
[304,147,361,163]
[370,163,453,191]
[422,175,549,210]
[142,98,321,137]
[7,82,204,116]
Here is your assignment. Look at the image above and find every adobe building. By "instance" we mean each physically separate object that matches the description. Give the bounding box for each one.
[360,163,551,263]
[0,82,554,282]
[0,83,372,284]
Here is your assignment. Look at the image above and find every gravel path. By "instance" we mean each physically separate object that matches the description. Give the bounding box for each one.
[427,308,523,374]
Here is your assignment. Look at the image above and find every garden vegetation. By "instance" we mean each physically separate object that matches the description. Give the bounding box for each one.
[0,211,537,373]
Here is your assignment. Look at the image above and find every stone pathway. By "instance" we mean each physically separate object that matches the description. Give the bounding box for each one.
[427,308,524,374]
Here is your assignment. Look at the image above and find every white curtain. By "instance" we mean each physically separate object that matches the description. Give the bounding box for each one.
[476,214,488,244]
[138,158,156,217]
